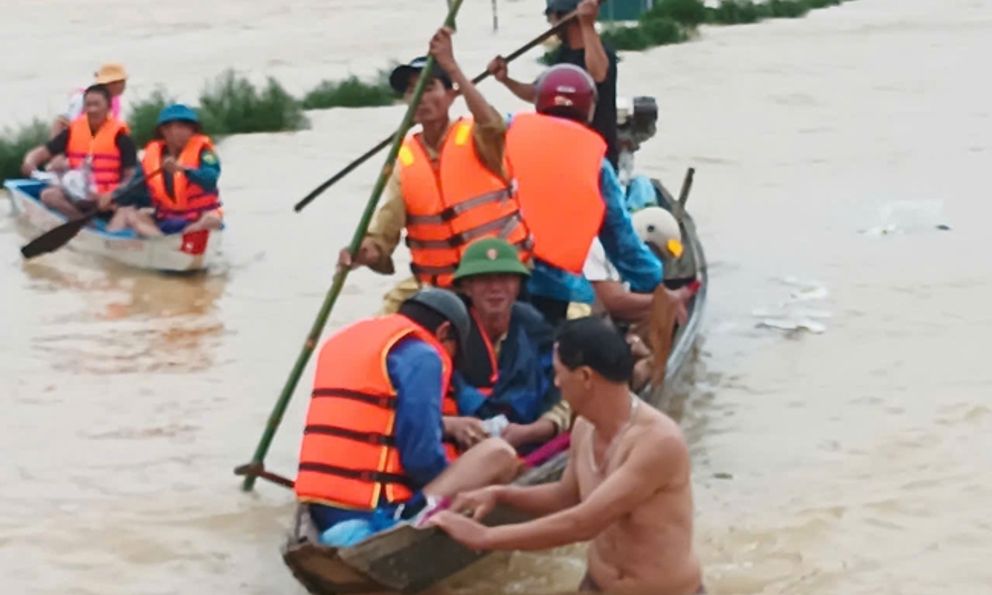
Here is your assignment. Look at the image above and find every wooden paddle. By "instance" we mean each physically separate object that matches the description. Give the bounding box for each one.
[292,2,595,213]
[233,463,294,489]
[20,168,162,259]
[238,0,468,492]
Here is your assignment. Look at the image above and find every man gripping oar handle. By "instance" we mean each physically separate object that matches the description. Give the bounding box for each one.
[292,0,600,213]
[238,0,468,492]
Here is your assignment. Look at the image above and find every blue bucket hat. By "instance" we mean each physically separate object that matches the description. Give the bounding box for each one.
[156,104,200,129]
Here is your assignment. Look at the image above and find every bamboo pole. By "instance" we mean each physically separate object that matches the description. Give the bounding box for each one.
[238,0,467,491]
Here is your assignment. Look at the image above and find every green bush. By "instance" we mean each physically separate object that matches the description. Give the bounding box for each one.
[600,25,653,51]
[197,70,308,136]
[127,89,175,147]
[768,0,811,18]
[0,119,49,184]
[643,0,707,28]
[302,74,394,109]
[640,16,688,45]
[705,0,768,24]
[808,0,842,7]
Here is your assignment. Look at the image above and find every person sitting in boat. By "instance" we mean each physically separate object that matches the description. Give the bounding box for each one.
[52,63,128,137]
[108,104,222,236]
[337,25,525,312]
[429,317,704,595]
[21,84,138,220]
[448,237,569,451]
[586,206,694,388]
[296,288,521,546]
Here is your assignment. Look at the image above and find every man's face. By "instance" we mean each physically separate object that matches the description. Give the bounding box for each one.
[461,274,520,320]
[553,347,591,410]
[161,121,196,149]
[84,92,110,124]
[406,76,454,125]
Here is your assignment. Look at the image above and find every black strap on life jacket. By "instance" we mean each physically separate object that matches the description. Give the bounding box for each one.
[297,462,412,486]
[311,387,396,410]
[303,424,396,447]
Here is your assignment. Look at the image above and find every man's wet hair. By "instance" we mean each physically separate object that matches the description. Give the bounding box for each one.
[556,317,633,383]
[84,84,112,106]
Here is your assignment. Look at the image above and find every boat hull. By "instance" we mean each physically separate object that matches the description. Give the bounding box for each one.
[4,179,222,272]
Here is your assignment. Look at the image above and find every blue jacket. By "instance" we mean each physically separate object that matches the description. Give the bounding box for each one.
[309,336,448,530]
[455,302,559,425]
[527,158,662,303]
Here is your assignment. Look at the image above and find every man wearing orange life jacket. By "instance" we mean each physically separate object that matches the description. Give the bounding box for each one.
[297,289,520,543]
[338,26,530,311]
[504,64,663,326]
[21,84,138,219]
[109,104,223,236]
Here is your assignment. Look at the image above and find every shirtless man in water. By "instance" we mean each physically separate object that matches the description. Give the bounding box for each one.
[430,316,702,594]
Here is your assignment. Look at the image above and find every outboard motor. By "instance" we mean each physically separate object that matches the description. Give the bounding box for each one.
[616,95,659,185]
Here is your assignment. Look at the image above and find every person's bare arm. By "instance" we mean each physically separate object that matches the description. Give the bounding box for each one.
[431,27,501,129]
[21,146,52,175]
[479,428,679,550]
[593,280,653,322]
[577,0,609,82]
[487,56,537,103]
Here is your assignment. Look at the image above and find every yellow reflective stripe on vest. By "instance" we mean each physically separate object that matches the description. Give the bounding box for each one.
[398,145,415,167]
[454,122,472,146]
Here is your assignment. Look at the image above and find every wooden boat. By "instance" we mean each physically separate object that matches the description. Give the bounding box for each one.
[281,176,708,594]
[4,178,222,272]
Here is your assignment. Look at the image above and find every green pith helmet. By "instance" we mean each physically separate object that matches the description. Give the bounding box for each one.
[453,237,531,282]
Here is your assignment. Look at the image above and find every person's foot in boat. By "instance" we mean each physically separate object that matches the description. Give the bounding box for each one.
[294,289,520,547]
[430,317,703,595]
[449,238,568,452]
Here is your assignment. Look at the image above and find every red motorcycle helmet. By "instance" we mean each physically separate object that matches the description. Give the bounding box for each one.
[534,64,598,124]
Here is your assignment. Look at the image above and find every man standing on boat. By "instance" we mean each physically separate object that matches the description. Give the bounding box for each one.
[488,0,619,168]
[430,317,704,595]
[108,104,223,236]
[21,84,137,219]
[296,289,521,544]
[340,39,660,326]
[448,237,569,451]
[337,25,518,310]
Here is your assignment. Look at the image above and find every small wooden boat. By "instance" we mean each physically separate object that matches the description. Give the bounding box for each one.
[4,179,222,273]
[281,176,708,594]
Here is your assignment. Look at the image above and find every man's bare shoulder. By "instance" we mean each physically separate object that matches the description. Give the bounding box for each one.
[626,406,689,462]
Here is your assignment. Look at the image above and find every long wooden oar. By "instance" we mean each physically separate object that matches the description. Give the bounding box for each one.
[20,168,163,259]
[292,4,590,214]
[237,0,467,492]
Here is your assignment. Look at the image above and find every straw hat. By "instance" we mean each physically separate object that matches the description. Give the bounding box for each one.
[94,63,128,84]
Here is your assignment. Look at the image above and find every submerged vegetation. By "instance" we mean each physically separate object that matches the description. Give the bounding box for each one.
[302,69,395,109]
[598,0,853,52]
[127,89,175,147]
[0,119,48,184]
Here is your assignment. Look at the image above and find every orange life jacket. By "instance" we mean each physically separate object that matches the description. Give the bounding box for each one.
[141,135,222,221]
[506,112,607,274]
[295,314,459,510]
[65,116,128,194]
[399,118,533,288]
